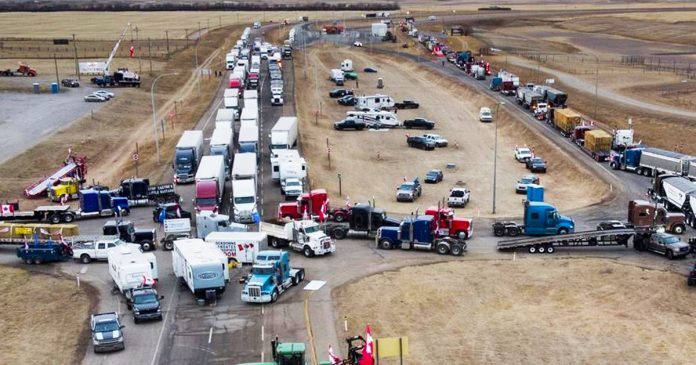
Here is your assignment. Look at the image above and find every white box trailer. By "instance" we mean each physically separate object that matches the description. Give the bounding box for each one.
[108,244,158,295]
[232,153,257,184]
[216,108,237,124]
[224,96,239,110]
[355,94,395,111]
[172,238,229,298]
[224,88,241,98]
[232,179,258,224]
[240,107,259,127]
[209,127,234,174]
[204,231,266,264]
[279,157,307,182]
[243,89,258,101]
[270,116,298,153]
[238,124,259,156]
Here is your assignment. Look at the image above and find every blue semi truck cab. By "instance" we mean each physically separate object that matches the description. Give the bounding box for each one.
[376,215,467,256]
[609,147,643,172]
[493,201,574,237]
[241,250,305,303]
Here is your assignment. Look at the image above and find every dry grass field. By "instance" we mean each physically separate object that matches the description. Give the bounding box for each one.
[0,266,95,364]
[294,45,607,217]
[558,15,696,46]
[336,258,696,365]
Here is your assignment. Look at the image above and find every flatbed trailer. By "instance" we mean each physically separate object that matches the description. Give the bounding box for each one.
[497,228,636,254]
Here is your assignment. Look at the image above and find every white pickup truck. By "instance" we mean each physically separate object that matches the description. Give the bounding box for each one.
[447,187,471,208]
[260,220,335,257]
[72,237,126,264]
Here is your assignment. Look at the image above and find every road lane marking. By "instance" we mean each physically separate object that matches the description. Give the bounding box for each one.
[261,325,265,342]
[208,327,214,344]
[149,279,178,365]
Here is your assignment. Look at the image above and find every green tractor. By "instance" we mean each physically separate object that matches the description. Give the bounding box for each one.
[237,338,307,365]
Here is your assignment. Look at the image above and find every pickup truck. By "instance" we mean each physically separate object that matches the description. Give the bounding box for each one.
[334,118,365,131]
[514,147,532,162]
[448,187,470,207]
[406,136,435,150]
[260,220,335,257]
[515,175,540,194]
[396,178,422,202]
[394,100,419,109]
[403,118,434,130]
[423,134,448,147]
[72,238,125,264]
[526,157,547,173]
[126,287,163,323]
[103,220,157,251]
[91,312,125,353]
[635,232,690,260]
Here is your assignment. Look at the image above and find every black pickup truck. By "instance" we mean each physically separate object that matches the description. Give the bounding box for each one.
[394,100,419,109]
[103,220,157,251]
[406,136,436,150]
[403,118,434,130]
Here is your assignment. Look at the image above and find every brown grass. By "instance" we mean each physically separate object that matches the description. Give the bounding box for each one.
[336,258,696,365]
[0,266,96,364]
[559,15,696,46]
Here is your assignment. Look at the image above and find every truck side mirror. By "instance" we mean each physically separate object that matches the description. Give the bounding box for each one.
[160,295,165,300]
[120,325,125,329]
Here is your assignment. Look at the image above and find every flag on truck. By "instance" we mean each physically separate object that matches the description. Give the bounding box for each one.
[328,345,342,364]
[129,46,135,57]
[359,324,374,365]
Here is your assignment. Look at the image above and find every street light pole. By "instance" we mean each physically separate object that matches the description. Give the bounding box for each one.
[195,42,201,94]
[151,72,178,163]
[593,54,599,119]
[492,101,505,214]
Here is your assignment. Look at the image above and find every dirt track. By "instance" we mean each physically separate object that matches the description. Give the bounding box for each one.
[294,45,607,217]
[337,258,696,365]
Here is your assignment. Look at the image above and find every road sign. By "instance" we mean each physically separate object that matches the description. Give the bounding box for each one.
[132,153,140,161]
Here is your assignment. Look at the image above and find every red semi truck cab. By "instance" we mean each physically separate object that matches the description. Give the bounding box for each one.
[278,189,329,220]
[195,180,220,212]
[424,207,474,239]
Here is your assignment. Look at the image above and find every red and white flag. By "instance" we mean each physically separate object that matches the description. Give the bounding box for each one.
[319,199,329,222]
[328,345,342,365]
[302,206,309,220]
[345,196,352,208]
[359,324,374,365]
[1,204,14,215]
[129,46,135,58]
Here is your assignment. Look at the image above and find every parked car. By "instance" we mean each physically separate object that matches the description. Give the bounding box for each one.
[353,41,363,47]
[334,118,366,130]
[329,88,353,98]
[515,175,540,194]
[479,107,493,122]
[61,78,80,87]
[596,220,627,231]
[394,100,420,109]
[84,94,107,102]
[423,134,448,147]
[396,179,422,202]
[403,118,434,130]
[514,147,533,162]
[406,136,435,150]
[363,67,378,73]
[91,312,125,353]
[644,232,690,260]
[526,157,547,173]
[427,15,437,21]
[448,187,470,208]
[338,95,357,106]
[344,70,358,80]
[94,90,115,99]
[424,170,443,183]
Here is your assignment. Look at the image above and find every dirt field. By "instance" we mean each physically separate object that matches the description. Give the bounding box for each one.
[294,45,607,217]
[0,266,95,364]
[0,26,239,203]
[336,258,696,364]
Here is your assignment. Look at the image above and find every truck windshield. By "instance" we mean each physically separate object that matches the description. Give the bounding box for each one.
[252,266,275,275]
[134,294,158,305]
[303,225,319,234]
[94,321,119,332]
[234,196,255,204]
[196,198,217,206]
[286,180,301,187]
[271,144,288,150]
[399,184,413,191]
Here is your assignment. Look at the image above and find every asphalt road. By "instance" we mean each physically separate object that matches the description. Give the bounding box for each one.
[0,84,111,164]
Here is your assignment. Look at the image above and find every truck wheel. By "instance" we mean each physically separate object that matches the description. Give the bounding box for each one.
[62,213,75,223]
[122,209,130,217]
[298,271,305,282]
[538,245,546,254]
[436,243,450,255]
[331,227,347,240]
[451,244,464,256]
[667,250,674,260]
[24,258,32,265]
[164,241,174,251]
[141,241,153,251]
[546,245,555,254]
[456,231,468,240]
[672,225,685,235]
[528,245,537,254]
[610,162,618,170]
[378,239,392,250]
[49,214,61,224]
[303,246,314,258]
[334,213,346,222]
[493,227,505,237]
[80,254,92,264]
[270,238,281,248]
[558,228,569,235]
[508,228,520,237]
[271,290,279,303]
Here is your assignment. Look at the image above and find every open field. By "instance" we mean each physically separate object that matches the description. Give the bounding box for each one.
[559,14,696,46]
[0,266,95,364]
[0,25,239,203]
[337,258,696,364]
[294,45,607,217]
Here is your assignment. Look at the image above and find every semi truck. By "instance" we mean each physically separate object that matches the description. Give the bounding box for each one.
[112,178,178,207]
[232,179,258,224]
[324,203,400,240]
[204,231,266,264]
[627,199,686,235]
[238,124,259,156]
[209,126,234,174]
[232,152,257,185]
[277,189,329,220]
[241,250,305,303]
[47,177,81,202]
[102,220,158,251]
[552,109,581,137]
[423,207,474,240]
[195,156,226,212]
[216,108,237,124]
[375,215,467,256]
[195,211,248,239]
[491,201,574,237]
[1,190,129,224]
[260,220,335,257]
[240,106,259,128]
[270,117,298,154]
[649,174,696,229]
[582,129,612,162]
[612,147,696,177]
[107,244,158,295]
[172,238,229,301]
[174,130,204,184]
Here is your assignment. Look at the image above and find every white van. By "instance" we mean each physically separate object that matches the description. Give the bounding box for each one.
[355,94,395,111]
[330,69,344,86]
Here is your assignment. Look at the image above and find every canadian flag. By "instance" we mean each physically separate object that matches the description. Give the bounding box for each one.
[319,199,329,222]
[328,345,342,365]
[359,324,374,365]
[1,204,14,215]
[129,46,135,58]
[345,196,352,208]
[302,206,309,220]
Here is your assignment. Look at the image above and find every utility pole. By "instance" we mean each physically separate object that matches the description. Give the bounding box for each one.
[72,34,80,80]
[165,31,170,57]
[185,29,189,47]
[148,38,153,74]
[53,53,59,86]
[594,54,599,119]
[492,101,505,214]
